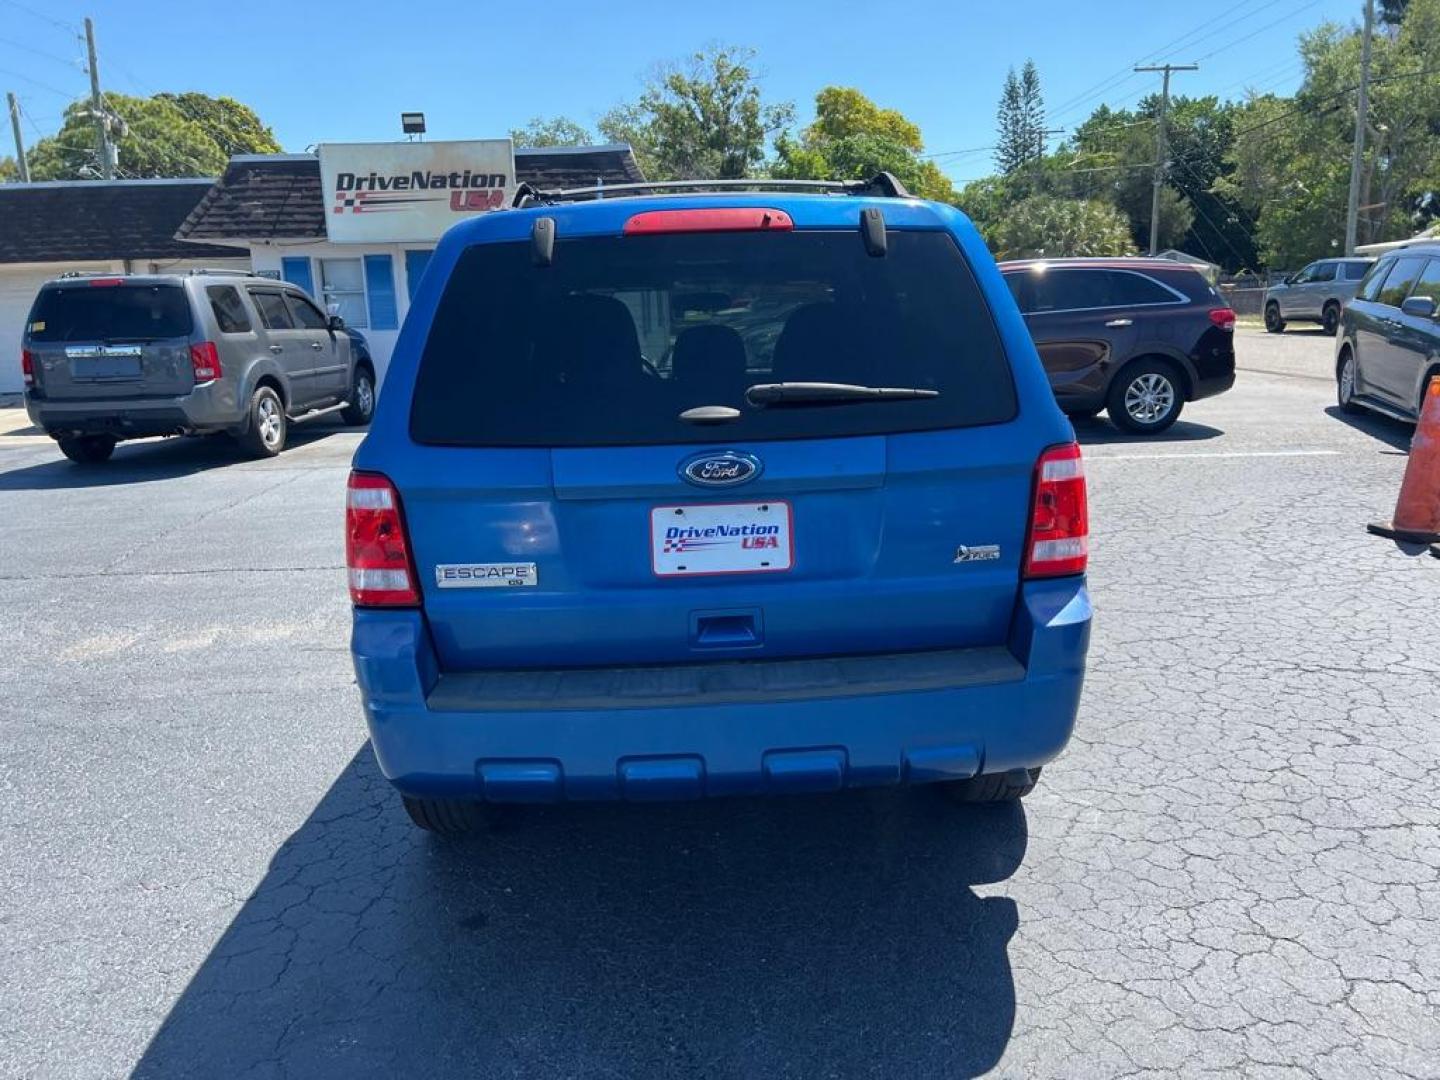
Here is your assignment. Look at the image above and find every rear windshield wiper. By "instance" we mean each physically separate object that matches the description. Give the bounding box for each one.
[745,382,939,407]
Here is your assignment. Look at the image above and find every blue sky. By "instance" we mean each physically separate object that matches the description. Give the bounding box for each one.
[2,0,1363,186]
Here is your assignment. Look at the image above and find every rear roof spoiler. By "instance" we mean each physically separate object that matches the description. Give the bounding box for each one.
[511,172,911,208]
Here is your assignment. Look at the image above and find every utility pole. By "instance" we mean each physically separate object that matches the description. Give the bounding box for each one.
[7,92,29,182]
[1031,126,1066,194]
[1345,0,1376,255]
[1135,63,1198,255]
[84,17,113,180]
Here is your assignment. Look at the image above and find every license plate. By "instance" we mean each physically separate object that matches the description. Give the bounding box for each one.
[651,502,793,577]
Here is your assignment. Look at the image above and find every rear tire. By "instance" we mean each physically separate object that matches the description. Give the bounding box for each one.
[402,795,490,834]
[1065,406,1103,420]
[1322,302,1341,336]
[1264,303,1285,333]
[1337,347,1363,414]
[237,385,287,457]
[341,365,375,426]
[941,767,1042,804]
[1107,358,1184,435]
[57,434,116,464]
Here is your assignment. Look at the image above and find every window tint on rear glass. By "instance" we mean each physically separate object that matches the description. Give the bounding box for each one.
[250,290,294,330]
[410,230,1016,447]
[1343,261,1371,281]
[1105,271,1180,305]
[27,284,193,342]
[207,286,251,333]
[1376,256,1426,308]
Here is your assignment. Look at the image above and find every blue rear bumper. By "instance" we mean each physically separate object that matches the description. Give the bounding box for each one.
[351,578,1091,802]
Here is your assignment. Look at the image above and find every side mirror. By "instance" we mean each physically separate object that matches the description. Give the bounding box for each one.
[1401,295,1436,318]
[327,314,346,331]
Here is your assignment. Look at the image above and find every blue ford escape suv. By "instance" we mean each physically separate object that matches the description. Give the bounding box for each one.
[347,175,1092,832]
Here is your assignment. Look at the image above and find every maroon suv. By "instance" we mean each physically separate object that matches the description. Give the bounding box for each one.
[1000,257,1236,434]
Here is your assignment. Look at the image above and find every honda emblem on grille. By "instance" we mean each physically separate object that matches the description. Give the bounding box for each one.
[680,451,762,488]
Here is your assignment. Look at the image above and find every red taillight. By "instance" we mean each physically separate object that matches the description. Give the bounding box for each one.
[623,208,794,235]
[190,341,222,382]
[346,471,419,607]
[87,277,124,287]
[21,348,34,389]
[1208,307,1236,331]
[1024,443,1088,579]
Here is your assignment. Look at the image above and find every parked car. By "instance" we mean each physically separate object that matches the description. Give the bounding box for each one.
[1264,257,1374,335]
[1335,245,1440,422]
[999,257,1236,435]
[347,176,1093,832]
[21,269,377,463]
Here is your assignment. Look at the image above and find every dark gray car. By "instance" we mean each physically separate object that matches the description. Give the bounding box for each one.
[21,269,376,463]
[1264,257,1374,335]
[1336,245,1440,422]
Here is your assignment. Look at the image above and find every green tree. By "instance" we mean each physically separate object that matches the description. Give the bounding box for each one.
[598,45,793,180]
[1380,0,1409,25]
[24,92,280,180]
[989,195,1136,259]
[154,93,280,158]
[1223,0,1440,264]
[995,60,1045,179]
[0,156,18,183]
[772,86,956,201]
[956,175,1014,244]
[509,116,595,148]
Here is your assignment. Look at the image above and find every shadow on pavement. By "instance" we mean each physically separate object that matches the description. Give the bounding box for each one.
[1324,405,1414,452]
[133,747,1028,1079]
[1071,415,1224,445]
[0,426,362,491]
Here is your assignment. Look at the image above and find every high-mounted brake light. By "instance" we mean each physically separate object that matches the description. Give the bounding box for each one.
[21,348,34,390]
[346,472,420,606]
[190,341,222,382]
[623,208,794,235]
[86,277,124,287]
[1208,307,1237,331]
[1024,443,1088,578]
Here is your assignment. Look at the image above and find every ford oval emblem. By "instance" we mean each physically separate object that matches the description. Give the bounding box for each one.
[680,450,762,488]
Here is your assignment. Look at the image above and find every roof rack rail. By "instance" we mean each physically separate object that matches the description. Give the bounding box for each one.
[512,172,911,208]
[55,270,122,279]
[185,268,252,277]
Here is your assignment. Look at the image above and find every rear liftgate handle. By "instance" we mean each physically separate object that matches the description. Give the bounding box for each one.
[1105,318,1133,327]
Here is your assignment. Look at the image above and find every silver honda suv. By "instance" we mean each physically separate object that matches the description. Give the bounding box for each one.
[21,269,377,463]
[1263,257,1374,335]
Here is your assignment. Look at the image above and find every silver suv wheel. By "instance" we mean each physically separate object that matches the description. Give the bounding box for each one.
[1123,372,1176,425]
[257,394,283,449]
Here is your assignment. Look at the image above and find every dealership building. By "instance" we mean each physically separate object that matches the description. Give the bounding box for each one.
[174,141,643,383]
[0,141,642,394]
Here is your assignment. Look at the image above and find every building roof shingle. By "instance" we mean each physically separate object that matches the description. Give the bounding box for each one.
[175,144,646,241]
[0,178,237,264]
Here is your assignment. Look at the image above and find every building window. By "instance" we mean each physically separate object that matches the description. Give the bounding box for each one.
[319,258,368,328]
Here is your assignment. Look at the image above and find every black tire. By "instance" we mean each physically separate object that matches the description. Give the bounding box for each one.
[341,365,376,426]
[1065,406,1103,420]
[1106,358,1185,435]
[237,385,287,458]
[402,795,490,834]
[1337,347,1364,414]
[1322,302,1341,336]
[57,434,116,464]
[1264,303,1285,333]
[941,767,1042,804]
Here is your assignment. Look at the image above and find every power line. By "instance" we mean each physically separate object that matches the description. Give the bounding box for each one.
[0,66,79,99]
[1194,0,1328,63]
[0,0,79,34]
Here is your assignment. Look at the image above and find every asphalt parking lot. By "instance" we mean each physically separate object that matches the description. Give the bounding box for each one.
[2,327,1437,1079]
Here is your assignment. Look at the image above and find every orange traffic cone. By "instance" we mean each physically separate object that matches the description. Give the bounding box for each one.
[1370,377,1440,544]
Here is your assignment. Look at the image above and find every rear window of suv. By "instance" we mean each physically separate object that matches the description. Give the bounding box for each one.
[409,229,1017,447]
[28,283,193,342]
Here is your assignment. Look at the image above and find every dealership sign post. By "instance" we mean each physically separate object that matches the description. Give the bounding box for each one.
[318,139,516,243]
